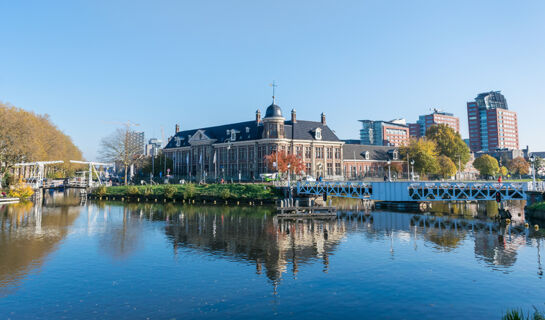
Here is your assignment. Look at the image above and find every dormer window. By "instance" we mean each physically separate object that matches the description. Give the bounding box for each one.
[174,136,181,147]
[365,151,370,160]
[393,150,399,160]
[226,129,230,135]
[245,127,250,133]
[230,130,236,141]
[315,128,322,140]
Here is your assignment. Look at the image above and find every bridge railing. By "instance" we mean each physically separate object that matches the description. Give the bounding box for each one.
[297,181,373,199]
[297,180,528,202]
[407,182,526,201]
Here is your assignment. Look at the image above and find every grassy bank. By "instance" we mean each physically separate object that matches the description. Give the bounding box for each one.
[90,183,283,203]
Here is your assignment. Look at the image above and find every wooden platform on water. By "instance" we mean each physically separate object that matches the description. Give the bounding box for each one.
[276,206,337,219]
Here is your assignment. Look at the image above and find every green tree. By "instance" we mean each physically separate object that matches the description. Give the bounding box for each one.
[437,155,457,179]
[499,166,508,177]
[473,154,499,177]
[508,156,530,177]
[425,124,470,171]
[399,138,439,176]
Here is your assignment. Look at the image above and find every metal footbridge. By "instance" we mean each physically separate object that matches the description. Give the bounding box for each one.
[296,181,534,202]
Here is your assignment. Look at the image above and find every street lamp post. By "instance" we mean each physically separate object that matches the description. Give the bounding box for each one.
[456,154,461,180]
[287,163,292,199]
[387,160,391,182]
[530,155,536,190]
[410,159,415,181]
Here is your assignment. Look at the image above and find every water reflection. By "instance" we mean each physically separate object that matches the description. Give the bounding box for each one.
[1,195,544,298]
[0,198,80,296]
[163,206,343,286]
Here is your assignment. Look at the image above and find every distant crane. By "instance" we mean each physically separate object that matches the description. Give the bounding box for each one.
[69,160,114,187]
[102,120,140,130]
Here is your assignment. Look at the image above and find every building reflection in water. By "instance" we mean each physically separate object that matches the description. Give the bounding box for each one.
[161,205,345,290]
[1,195,544,295]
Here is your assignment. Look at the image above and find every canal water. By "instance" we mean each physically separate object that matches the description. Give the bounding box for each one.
[1,192,544,319]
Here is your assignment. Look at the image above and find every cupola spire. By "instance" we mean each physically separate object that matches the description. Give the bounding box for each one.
[269,80,278,104]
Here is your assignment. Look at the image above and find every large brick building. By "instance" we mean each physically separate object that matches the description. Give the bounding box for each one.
[359,119,409,147]
[163,101,344,181]
[343,144,405,180]
[408,109,460,138]
[467,91,519,152]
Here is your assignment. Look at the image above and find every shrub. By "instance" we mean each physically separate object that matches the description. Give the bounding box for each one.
[163,184,177,199]
[96,185,107,197]
[126,186,140,196]
[183,183,196,199]
[9,181,34,200]
[220,188,231,200]
[143,186,153,196]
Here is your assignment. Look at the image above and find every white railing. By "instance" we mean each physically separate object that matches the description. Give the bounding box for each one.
[297,181,528,202]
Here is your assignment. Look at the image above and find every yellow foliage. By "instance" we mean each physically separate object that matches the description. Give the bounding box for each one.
[0,103,83,178]
[9,180,35,200]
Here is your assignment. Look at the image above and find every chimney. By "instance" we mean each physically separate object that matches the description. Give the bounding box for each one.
[321,112,326,125]
[256,109,261,124]
[291,109,297,123]
[175,124,180,133]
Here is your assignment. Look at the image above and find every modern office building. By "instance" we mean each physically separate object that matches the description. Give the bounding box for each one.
[408,109,460,138]
[145,138,163,156]
[359,119,409,147]
[467,91,519,152]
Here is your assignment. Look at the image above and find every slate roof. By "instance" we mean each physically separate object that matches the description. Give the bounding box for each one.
[343,144,398,161]
[164,119,340,149]
[531,152,545,159]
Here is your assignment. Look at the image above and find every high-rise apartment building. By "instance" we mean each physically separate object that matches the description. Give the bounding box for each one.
[359,119,409,147]
[128,131,145,155]
[408,109,460,138]
[467,91,518,152]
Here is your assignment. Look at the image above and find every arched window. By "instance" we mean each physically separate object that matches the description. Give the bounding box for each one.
[315,128,322,140]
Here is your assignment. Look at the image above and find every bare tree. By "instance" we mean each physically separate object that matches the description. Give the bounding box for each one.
[99,128,143,185]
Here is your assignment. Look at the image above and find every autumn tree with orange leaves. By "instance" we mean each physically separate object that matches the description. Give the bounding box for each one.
[264,151,305,177]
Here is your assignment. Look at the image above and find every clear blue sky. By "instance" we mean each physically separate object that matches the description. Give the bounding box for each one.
[1,0,544,160]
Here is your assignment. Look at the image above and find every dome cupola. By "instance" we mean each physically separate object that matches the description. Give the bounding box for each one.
[264,103,283,118]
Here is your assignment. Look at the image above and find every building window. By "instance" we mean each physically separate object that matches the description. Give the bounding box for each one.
[393,150,398,160]
[316,147,323,159]
[335,163,341,175]
[296,146,303,157]
[305,147,311,159]
[230,131,236,141]
[315,128,322,140]
[365,151,370,160]
[305,163,311,175]
[327,163,333,176]
[334,148,341,159]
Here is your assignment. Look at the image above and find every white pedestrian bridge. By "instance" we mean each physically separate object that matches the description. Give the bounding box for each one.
[296,181,541,202]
